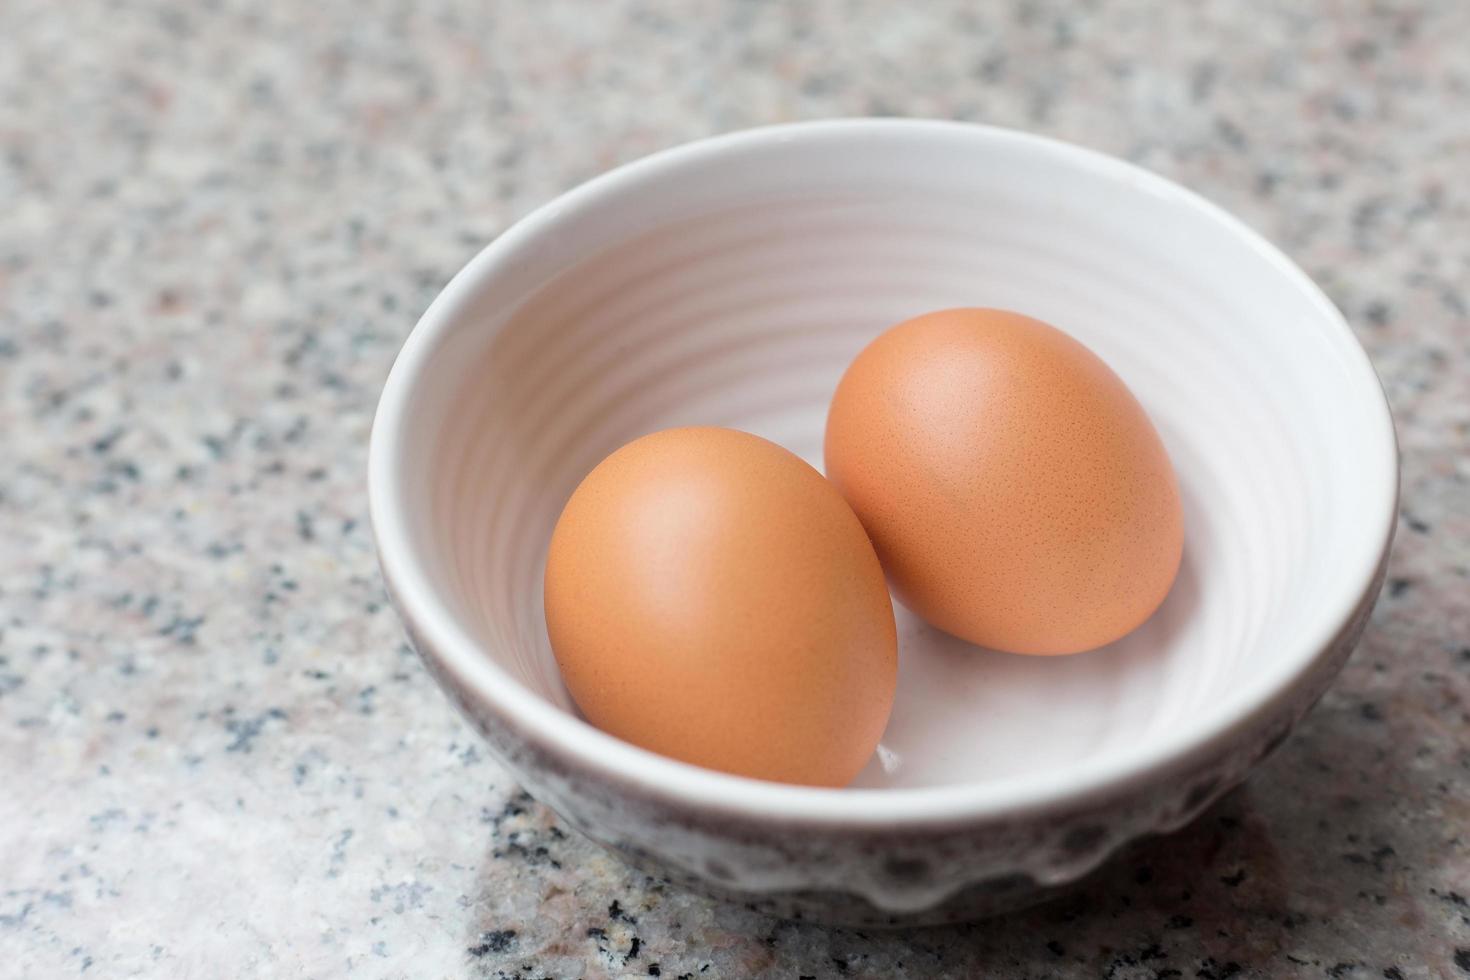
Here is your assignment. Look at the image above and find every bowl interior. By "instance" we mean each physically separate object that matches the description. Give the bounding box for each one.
[384,123,1392,794]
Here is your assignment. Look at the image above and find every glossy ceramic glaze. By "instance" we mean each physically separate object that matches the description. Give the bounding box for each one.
[368,119,1398,924]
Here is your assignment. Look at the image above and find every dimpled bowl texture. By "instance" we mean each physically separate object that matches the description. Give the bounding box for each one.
[368,119,1398,926]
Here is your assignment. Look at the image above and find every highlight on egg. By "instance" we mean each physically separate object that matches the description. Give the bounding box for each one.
[824,307,1184,656]
[543,426,898,787]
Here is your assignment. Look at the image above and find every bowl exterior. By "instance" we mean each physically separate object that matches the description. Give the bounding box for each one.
[386,550,1386,926]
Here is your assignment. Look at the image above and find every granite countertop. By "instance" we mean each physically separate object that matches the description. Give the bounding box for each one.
[3,0,1468,976]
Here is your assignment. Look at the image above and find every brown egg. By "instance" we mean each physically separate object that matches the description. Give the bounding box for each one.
[825,308,1183,655]
[543,426,897,786]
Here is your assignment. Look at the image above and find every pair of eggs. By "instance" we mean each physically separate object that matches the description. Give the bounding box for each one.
[544,309,1184,787]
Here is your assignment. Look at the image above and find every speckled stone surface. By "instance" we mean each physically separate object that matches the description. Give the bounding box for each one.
[2,0,1468,976]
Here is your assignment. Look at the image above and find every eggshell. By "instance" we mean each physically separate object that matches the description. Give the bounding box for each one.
[544,426,897,787]
[824,308,1183,655]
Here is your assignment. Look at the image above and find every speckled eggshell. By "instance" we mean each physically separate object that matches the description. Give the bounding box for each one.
[543,426,897,787]
[824,308,1184,655]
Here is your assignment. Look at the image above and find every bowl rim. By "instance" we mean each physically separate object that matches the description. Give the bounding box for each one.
[368,118,1399,829]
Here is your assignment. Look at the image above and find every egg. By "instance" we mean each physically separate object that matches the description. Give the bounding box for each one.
[824,308,1183,655]
[543,426,897,786]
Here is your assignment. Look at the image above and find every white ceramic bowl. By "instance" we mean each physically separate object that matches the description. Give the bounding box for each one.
[368,119,1397,925]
